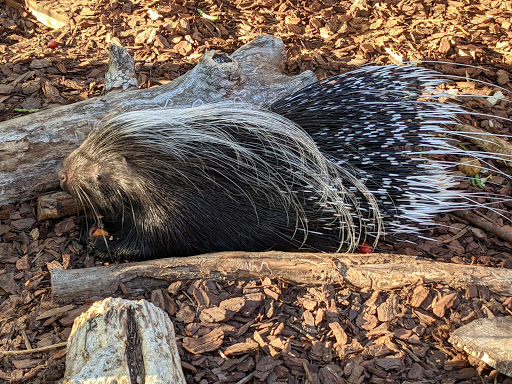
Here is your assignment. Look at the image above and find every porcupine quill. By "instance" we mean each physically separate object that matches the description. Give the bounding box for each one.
[58,65,512,261]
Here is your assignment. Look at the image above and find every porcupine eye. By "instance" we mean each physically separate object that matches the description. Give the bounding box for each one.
[92,169,110,186]
[94,173,113,187]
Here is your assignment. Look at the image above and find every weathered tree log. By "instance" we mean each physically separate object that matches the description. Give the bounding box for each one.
[63,297,186,384]
[37,191,80,220]
[51,251,512,304]
[0,35,316,205]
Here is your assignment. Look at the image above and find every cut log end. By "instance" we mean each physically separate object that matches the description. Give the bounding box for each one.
[37,192,81,221]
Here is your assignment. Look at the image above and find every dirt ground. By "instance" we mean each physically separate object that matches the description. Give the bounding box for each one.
[1,0,512,383]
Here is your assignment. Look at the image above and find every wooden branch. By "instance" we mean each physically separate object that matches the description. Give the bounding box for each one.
[0,35,317,206]
[63,298,186,383]
[51,251,512,304]
[452,210,512,245]
[0,342,68,356]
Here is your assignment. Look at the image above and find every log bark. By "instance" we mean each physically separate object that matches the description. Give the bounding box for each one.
[0,35,316,206]
[63,297,186,384]
[51,251,512,304]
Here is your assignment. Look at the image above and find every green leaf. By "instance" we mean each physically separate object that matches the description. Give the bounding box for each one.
[197,9,219,21]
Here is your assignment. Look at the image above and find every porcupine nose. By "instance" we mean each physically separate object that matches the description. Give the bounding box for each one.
[58,169,68,191]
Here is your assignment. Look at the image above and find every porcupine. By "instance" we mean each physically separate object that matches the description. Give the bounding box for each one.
[58,65,512,261]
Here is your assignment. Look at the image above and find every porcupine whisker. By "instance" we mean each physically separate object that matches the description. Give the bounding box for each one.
[78,187,114,258]
[445,94,511,104]
[76,187,99,228]
[455,112,512,128]
[435,76,512,97]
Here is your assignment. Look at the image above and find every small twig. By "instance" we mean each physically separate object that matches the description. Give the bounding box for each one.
[286,320,315,340]
[20,329,33,350]
[442,226,470,244]
[395,338,437,372]
[410,18,443,27]
[303,361,314,383]
[0,342,67,356]
[448,21,471,36]
[182,291,195,307]
[234,372,255,384]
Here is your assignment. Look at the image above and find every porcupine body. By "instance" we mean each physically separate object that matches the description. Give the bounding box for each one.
[59,65,511,261]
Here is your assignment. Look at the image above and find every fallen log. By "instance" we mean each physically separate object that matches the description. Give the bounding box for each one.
[51,251,512,304]
[0,35,316,205]
[63,297,186,384]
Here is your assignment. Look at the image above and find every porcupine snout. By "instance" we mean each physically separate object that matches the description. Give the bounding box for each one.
[58,169,68,192]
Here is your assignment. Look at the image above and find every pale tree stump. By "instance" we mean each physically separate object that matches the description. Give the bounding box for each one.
[449,318,512,378]
[63,298,186,384]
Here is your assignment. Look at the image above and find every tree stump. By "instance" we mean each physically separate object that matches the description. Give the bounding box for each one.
[449,318,512,377]
[63,297,186,384]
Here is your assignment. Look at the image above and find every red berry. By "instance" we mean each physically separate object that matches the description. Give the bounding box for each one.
[48,40,58,48]
[358,242,373,254]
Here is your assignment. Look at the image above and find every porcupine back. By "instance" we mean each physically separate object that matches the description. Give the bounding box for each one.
[60,65,511,260]
[270,64,511,234]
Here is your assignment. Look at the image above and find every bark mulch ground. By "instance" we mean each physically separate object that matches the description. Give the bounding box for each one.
[1,0,512,382]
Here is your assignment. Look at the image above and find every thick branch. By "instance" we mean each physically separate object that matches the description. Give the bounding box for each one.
[51,251,512,304]
[0,35,316,205]
[452,210,512,245]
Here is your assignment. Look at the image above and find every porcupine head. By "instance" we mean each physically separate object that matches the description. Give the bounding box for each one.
[58,123,193,261]
[58,134,142,249]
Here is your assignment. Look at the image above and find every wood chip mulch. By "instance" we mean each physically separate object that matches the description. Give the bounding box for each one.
[1,0,512,382]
